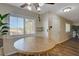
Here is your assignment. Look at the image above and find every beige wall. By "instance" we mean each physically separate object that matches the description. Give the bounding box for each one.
[40,14,48,38]
[59,16,72,43]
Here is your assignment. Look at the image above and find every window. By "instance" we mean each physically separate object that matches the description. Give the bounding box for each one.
[9,16,24,35]
[9,15,35,35]
[25,19,35,34]
[65,23,70,32]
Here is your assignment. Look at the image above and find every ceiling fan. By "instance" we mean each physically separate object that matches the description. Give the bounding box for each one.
[20,3,55,22]
[20,3,55,11]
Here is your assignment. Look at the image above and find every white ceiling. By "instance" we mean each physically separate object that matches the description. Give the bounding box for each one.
[9,3,79,23]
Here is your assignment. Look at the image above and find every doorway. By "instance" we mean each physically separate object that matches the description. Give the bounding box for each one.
[25,19,35,34]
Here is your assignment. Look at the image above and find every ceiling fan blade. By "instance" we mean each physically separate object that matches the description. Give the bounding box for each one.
[46,3,55,5]
[20,3,28,8]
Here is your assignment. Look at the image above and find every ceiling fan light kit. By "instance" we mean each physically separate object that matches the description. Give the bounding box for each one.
[20,3,55,22]
[20,3,55,12]
[37,7,41,11]
[27,5,32,11]
[63,7,71,12]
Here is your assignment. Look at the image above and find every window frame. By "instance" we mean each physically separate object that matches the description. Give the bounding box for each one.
[9,15,25,35]
[65,23,71,32]
[9,14,36,36]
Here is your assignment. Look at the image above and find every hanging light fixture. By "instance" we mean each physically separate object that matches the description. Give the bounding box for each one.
[27,3,32,11]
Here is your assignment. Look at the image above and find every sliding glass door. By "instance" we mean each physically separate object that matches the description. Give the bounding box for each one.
[9,16,24,35]
[9,15,35,35]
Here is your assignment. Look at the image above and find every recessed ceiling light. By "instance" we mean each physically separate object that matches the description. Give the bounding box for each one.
[27,6,32,11]
[63,7,71,12]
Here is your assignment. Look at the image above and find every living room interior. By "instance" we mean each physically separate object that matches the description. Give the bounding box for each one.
[0,3,79,56]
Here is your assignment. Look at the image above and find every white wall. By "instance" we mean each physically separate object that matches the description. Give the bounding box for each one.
[35,14,44,37]
[40,14,48,38]
[40,12,72,44]
[49,14,61,43]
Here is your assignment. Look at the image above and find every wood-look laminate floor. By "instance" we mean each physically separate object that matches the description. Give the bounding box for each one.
[10,38,79,56]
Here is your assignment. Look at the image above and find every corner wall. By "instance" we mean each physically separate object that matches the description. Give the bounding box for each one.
[59,16,72,43]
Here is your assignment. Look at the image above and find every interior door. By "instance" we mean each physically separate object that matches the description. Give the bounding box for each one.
[48,15,61,43]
